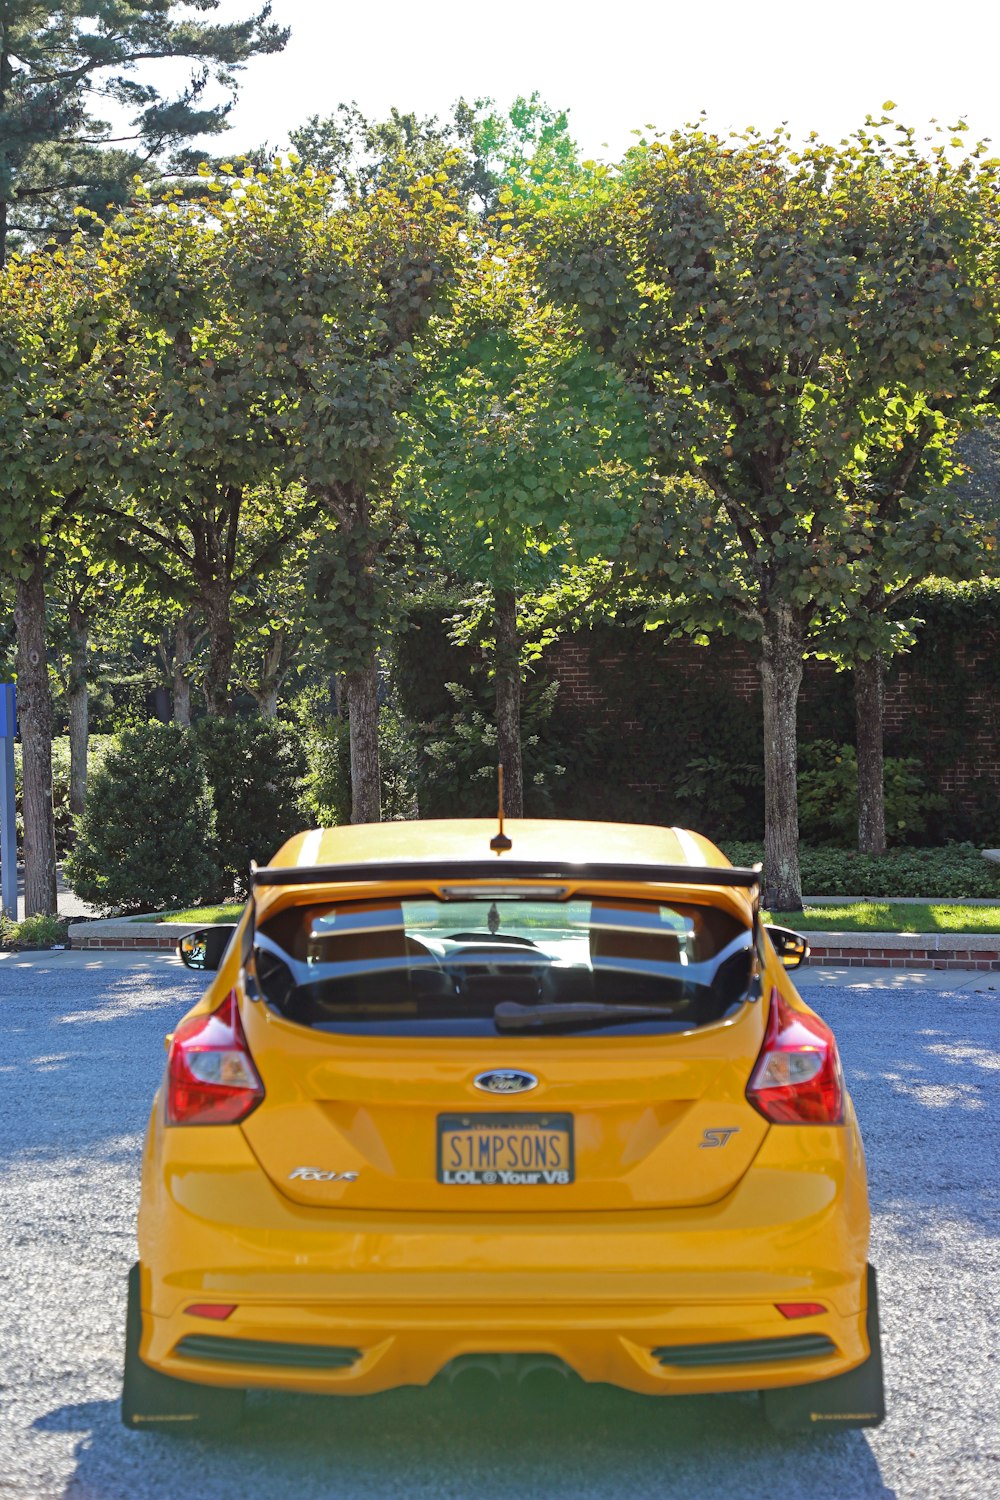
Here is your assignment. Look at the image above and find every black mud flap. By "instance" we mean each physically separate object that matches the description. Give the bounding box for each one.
[761,1264,886,1433]
[121,1263,245,1433]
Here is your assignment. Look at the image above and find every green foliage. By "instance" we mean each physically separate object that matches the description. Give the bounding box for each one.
[797,741,946,846]
[414,680,565,818]
[398,245,646,600]
[0,0,287,257]
[289,94,579,218]
[301,707,418,828]
[191,718,306,896]
[538,116,1000,644]
[0,913,69,950]
[64,723,218,914]
[12,736,113,855]
[722,842,1000,899]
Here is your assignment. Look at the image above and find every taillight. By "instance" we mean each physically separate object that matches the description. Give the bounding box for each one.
[166,990,264,1126]
[746,987,844,1124]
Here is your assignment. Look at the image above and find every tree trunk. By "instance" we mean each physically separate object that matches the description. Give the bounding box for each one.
[855,652,887,855]
[67,604,89,819]
[200,584,236,717]
[494,587,523,818]
[346,657,381,824]
[253,631,285,719]
[759,606,804,912]
[13,554,57,916]
[172,614,196,727]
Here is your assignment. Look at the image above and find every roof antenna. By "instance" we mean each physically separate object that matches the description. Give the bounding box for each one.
[489,764,512,854]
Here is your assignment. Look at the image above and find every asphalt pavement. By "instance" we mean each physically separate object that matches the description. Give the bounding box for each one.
[0,951,997,1500]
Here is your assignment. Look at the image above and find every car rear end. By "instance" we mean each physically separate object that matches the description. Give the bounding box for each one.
[131,820,879,1425]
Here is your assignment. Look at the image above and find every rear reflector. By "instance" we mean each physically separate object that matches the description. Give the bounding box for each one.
[185,1304,237,1320]
[776,1303,826,1319]
[746,987,844,1124]
[166,990,264,1126]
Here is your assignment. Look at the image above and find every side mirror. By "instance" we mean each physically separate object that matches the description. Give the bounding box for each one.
[177,925,237,972]
[766,924,810,971]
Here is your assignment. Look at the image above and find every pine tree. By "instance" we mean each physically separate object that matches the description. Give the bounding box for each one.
[0,0,288,262]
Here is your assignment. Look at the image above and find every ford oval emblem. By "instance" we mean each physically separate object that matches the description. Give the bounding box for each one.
[474,1069,538,1095]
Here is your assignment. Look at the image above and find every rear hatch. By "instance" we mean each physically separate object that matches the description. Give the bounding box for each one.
[239,884,771,1212]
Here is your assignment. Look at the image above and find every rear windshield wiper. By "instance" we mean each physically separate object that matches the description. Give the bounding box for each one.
[493,1000,681,1033]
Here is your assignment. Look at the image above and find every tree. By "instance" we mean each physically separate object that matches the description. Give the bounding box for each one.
[540,117,1000,906]
[0,0,287,262]
[288,93,579,219]
[48,544,115,816]
[0,243,112,912]
[812,419,989,853]
[398,246,647,815]
[201,159,464,822]
[82,187,318,716]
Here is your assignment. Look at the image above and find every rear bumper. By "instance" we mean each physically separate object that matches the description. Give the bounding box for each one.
[138,1104,871,1397]
[142,1290,868,1398]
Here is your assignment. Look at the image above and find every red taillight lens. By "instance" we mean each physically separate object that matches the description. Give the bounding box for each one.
[166,990,264,1126]
[185,1304,237,1320]
[776,1303,827,1319]
[746,987,844,1124]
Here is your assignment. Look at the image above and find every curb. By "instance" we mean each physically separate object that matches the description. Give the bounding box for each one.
[805,930,1000,971]
[67,918,196,952]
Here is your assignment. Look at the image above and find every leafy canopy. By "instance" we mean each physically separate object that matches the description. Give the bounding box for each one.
[537,114,1000,644]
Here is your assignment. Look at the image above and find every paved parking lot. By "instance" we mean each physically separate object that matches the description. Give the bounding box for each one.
[0,951,997,1500]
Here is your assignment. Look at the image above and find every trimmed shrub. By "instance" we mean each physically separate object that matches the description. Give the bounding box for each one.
[797,741,946,847]
[414,680,565,818]
[192,718,307,896]
[720,841,1000,899]
[65,723,218,914]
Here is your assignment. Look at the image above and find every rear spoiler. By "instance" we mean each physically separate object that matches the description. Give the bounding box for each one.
[242,859,762,965]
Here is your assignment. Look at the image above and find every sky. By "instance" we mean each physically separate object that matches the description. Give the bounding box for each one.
[201,0,1000,162]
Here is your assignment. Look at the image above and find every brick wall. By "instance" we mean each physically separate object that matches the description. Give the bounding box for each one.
[546,629,1000,811]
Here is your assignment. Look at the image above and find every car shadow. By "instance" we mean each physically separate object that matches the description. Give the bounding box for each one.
[37,1383,897,1500]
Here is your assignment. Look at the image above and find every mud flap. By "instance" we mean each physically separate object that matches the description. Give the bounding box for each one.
[121,1263,245,1433]
[762,1264,886,1432]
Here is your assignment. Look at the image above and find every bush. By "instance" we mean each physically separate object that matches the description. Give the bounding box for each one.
[0,913,69,950]
[302,705,418,827]
[720,841,1000,899]
[414,680,565,818]
[64,723,219,914]
[192,718,306,895]
[797,741,946,846]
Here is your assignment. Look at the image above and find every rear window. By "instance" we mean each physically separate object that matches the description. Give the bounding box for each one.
[254,891,754,1036]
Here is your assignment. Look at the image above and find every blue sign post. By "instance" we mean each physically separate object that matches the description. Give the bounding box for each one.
[0,684,17,920]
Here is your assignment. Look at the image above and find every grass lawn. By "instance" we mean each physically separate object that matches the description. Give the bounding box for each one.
[143,900,1000,935]
[767,903,1000,934]
[136,904,244,925]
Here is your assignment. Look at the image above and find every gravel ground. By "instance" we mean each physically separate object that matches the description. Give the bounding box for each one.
[0,951,997,1500]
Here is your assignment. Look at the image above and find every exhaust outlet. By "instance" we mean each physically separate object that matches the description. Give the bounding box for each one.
[445,1354,505,1405]
[516,1354,574,1399]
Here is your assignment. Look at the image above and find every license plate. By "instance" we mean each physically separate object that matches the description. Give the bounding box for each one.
[437,1113,574,1185]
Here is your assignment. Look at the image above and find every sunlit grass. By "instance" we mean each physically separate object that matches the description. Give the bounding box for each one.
[767,903,1000,934]
[136,904,244,925]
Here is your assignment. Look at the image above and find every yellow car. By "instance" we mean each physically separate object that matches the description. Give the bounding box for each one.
[123,819,884,1434]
